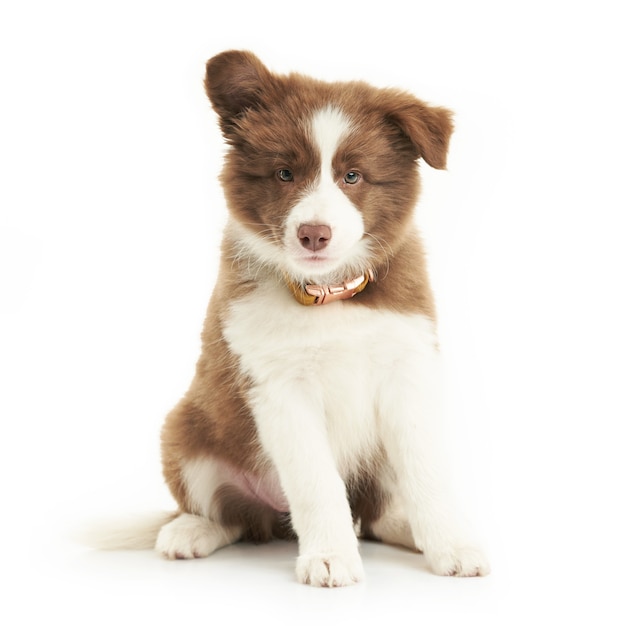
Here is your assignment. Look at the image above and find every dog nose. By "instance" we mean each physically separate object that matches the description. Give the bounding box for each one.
[297,224,332,252]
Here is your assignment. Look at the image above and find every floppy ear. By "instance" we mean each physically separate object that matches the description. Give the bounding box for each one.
[383,94,454,169]
[204,50,275,127]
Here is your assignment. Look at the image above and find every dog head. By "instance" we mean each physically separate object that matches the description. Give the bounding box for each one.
[204,50,453,285]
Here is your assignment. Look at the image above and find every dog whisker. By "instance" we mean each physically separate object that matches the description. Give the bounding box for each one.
[364,232,392,280]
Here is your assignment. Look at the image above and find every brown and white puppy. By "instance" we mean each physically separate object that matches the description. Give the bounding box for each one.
[154,50,489,587]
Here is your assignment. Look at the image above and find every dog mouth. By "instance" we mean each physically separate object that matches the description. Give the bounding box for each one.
[292,251,339,272]
[302,254,331,263]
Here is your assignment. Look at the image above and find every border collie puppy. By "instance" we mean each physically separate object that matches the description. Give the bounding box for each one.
[154,50,489,587]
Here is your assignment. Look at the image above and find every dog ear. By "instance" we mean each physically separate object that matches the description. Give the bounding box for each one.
[205,50,275,124]
[383,94,454,170]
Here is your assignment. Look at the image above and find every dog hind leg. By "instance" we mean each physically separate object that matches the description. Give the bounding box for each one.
[156,512,242,559]
[158,454,244,559]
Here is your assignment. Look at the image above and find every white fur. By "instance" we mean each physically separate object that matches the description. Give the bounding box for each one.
[222,277,489,584]
[156,513,240,560]
[79,512,177,551]
[283,107,367,280]
[182,456,227,518]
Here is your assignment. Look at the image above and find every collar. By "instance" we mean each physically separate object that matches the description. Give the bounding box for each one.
[285,270,374,306]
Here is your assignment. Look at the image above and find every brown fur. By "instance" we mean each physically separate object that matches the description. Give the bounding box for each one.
[160,50,453,544]
[215,485,295,543]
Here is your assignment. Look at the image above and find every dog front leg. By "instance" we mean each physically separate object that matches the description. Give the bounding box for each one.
[379,336,490,577]
[250,381,363,587]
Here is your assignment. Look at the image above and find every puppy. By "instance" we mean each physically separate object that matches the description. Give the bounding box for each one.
[154,50,489,587]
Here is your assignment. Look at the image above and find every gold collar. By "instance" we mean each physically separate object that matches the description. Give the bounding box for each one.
[285,270,374,306]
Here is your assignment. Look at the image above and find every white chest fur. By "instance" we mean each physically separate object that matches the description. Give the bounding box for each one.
[222,282,439,475]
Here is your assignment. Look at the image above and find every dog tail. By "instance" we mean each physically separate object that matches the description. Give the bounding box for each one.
[77,511,179,551]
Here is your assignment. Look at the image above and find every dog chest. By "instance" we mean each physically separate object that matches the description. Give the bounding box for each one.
[221,284,438,468]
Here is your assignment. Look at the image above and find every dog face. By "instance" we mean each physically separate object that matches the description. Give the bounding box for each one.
[205,51,453,283]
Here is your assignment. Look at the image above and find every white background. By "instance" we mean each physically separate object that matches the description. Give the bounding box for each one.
[1,1,625,623]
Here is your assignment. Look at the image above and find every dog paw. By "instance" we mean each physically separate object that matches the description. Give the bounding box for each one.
[426,543,490,577]
[156,513,224,560]
[296,552,364,587]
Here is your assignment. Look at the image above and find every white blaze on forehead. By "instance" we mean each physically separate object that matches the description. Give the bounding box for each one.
[281,105,365,280]
[309,106,353,179]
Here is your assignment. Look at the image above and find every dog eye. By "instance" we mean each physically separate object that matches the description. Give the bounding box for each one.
[277,169,294,182]
[343,171,361,185]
